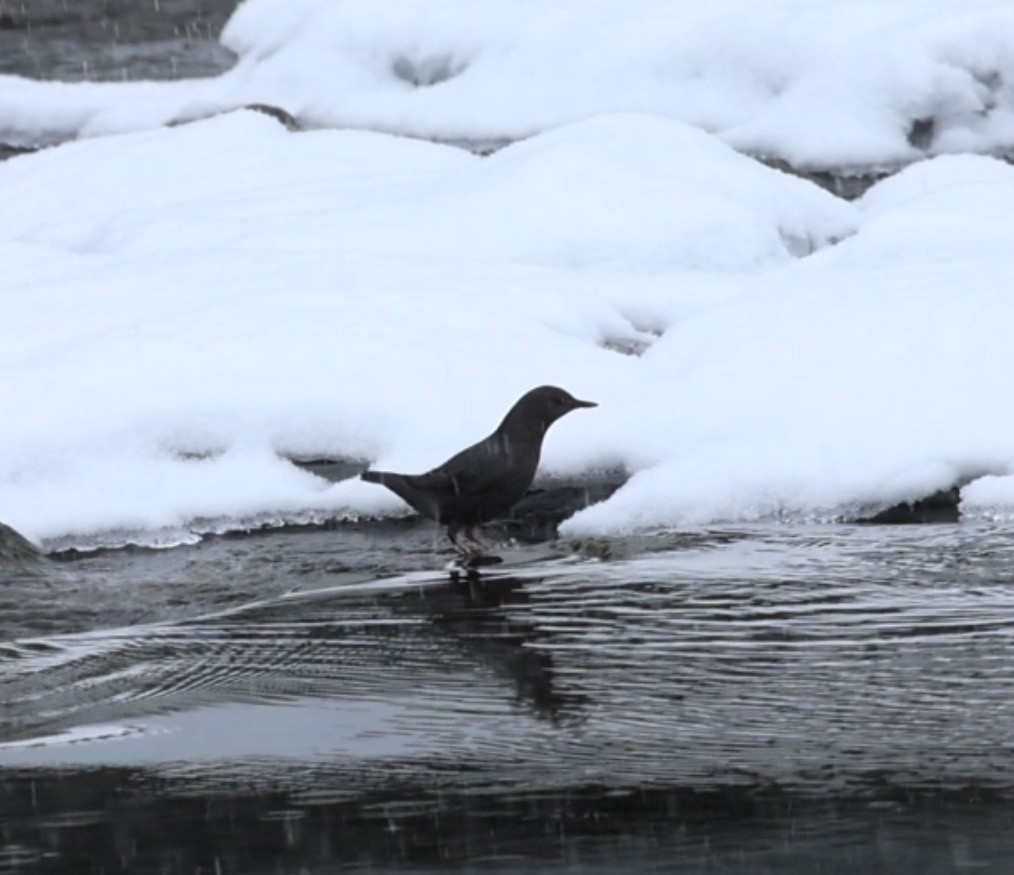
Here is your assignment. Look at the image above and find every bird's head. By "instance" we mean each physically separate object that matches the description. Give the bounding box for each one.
[501,385,597,435]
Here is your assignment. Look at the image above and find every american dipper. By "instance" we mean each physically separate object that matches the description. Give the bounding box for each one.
[361,386,597,555]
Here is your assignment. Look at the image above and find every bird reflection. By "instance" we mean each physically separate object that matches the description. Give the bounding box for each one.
[401,573,586,725]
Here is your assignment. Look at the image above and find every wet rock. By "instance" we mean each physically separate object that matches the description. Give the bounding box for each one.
[600,336,653,357]
[437,136,516,157]
[857,487,961,525]
[289,456,370,483]
[169,103,302,131]
[243,103,300,131]
[502,469,628,542]
[758,156,896,201]
[0,520,44,569]
[391,54,465,88]
[0,143,37,163]
[907,117,935,150]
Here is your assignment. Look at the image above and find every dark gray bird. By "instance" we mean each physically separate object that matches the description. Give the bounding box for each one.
[361,385,597,555]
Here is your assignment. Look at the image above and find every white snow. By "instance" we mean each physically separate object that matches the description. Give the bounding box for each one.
[567,153,1014,534]
[962,475,1014,521]
[2,2,1014,547]
[2,1,1014,168]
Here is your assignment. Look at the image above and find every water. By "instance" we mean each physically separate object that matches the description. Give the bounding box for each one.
[2,522,1014,872]
[0,0,238,83]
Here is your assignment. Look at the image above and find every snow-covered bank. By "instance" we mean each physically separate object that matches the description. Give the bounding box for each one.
[1,106,1013,546]
[563,153,1014,535]
[3,0,1014,172]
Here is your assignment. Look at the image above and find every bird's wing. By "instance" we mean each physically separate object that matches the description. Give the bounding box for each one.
[402,465,498,498]
[403,437,507,497]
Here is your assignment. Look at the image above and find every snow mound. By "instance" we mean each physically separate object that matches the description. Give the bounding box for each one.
[1,108,1013,544]
[2,1,1014,170]
[961,475,1014,522]
[562,153,1014,534]
[0,111,852,544]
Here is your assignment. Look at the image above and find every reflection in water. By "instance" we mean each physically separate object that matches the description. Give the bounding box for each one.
[2,524,1014,871]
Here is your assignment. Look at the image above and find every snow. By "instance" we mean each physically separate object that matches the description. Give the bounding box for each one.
[2,4,1014,547]
[2,1,1014,169]
[962,475,1014,521]
[0,110,861,545]
[566,153,1014,534]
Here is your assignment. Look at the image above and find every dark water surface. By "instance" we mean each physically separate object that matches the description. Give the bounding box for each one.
[2,523,1014,872]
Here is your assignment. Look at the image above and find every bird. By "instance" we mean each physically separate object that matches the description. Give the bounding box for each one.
[361,385,597,556]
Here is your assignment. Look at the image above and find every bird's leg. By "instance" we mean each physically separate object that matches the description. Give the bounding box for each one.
[465,526,493,553]
[448,526,476,558]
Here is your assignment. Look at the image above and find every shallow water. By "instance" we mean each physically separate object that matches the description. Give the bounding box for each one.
[2,522,1014,872]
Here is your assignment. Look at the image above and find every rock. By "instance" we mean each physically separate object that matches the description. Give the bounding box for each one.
[0,520,44,568]
[501,470,628,542]
[857,487,961,525]
[0,143,37,162]
[759,156,896,201]
[289,456,372,483]
[169,104,301,132]
[243,104,300,131]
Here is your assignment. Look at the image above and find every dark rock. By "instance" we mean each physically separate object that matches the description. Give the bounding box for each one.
[391,55,465,88]
[289,456,372,483]
[243,103,300,131]
[437,136,516,157]
[0,520,44,568]
[759,156,896,201]
[907,117,935,150]
[600,336,652,357]
[169,103,301,131]
[0,142,38,162]
[857,487,961,525]
[501,469,628,542]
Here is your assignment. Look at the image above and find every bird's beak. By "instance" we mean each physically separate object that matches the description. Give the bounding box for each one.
[571,398,597,409]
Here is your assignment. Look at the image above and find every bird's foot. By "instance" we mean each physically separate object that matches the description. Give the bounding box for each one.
[448,527,504,568]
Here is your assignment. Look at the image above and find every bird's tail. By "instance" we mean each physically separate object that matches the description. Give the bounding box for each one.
[360,469,388,484]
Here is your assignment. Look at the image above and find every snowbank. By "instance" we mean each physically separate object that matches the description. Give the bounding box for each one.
[565,153,1014,533]
[0,108,1012,545]
[0,110,846,544]
[963,476,1014,521]
[2,0,1014,170]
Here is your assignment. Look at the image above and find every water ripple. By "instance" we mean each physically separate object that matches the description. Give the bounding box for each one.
[0,523,1012,806]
